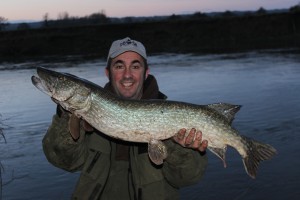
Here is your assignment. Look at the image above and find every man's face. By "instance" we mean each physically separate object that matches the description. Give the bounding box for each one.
[106,51,149,99]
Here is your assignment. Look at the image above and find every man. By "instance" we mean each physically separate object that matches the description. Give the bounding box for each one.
[43,37,208,200]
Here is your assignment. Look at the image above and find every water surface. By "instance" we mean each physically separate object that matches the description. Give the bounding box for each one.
[0,51,299,199]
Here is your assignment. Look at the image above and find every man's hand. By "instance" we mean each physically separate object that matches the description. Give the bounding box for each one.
[173,128,208,154]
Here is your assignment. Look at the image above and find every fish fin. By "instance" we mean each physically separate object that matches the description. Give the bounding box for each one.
[69,113,81,140]
[241,135,277,179]
[208,146,227,168]
[208,103,242,125]
[83,121,94,132]
[148,139,168,165]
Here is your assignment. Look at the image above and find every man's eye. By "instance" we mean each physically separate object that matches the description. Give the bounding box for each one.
[114,65,124,69]
[132,65,141,69]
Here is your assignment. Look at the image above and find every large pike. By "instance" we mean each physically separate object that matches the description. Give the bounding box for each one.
[32,67,276,179]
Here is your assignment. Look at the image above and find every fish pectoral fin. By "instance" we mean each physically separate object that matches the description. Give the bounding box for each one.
[208,146,227,168]
[148,139,168,165]
[69,113,81,140]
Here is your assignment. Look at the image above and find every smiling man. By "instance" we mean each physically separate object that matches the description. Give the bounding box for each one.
[42,37,208,200]
[105,38,149,100]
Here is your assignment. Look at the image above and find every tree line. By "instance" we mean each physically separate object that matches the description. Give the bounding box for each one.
[0,10,109,31]
[1,4,300,31]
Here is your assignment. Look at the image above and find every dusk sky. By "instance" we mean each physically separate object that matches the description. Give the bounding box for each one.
[1,0,300,22]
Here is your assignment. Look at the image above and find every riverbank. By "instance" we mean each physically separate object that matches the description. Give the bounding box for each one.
[0,11,299,63]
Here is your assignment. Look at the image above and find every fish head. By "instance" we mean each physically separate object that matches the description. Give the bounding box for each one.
[31,67,91,111]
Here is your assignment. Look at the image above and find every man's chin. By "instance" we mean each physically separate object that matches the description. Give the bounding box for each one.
[118,87,142,99]
[120,92,136,99]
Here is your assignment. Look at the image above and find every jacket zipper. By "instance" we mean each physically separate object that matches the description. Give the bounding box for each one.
[87,150,101,173]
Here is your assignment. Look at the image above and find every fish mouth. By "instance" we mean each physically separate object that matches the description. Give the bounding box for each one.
[32,67,77,103]
[32,67,61,97]
[31,75,53,96]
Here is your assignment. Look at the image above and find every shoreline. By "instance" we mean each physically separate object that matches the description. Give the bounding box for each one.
[0,48,299,70]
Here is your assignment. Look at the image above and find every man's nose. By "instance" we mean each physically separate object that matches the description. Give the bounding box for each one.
[123,67,133,78]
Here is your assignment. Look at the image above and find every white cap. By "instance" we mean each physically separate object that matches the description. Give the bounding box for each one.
[107,37,147,60]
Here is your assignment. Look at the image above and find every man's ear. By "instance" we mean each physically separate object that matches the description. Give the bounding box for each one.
[105,68,109,78]
[145,68,149,80]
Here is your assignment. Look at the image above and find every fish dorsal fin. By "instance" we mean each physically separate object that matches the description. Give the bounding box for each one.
[208,103,241,125]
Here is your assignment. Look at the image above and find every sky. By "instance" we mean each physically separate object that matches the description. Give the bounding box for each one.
[1,0,300,22]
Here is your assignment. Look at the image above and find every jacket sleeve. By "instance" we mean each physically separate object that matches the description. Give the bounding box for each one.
[42,111,89,172]
[162,139,208,188]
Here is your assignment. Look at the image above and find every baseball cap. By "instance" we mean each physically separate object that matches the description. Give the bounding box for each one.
[107,37,147,60]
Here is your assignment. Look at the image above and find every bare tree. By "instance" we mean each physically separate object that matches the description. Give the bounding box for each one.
[43,13,49,28]
[256,7,267,15]
[0,114,7,199]
[289,2,300,13]
[88,10,109,24]
[0,114,7,143]
[58,11,69,20]
[289,3,300,33]
[0,16,9,31]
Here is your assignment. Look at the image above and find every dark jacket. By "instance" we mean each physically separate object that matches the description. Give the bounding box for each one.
[42,74,207,200]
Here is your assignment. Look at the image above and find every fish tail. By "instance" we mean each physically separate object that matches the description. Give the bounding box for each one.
[241,135,277,179]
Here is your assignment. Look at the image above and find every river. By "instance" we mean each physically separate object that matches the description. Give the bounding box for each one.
[0,51,299,199]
